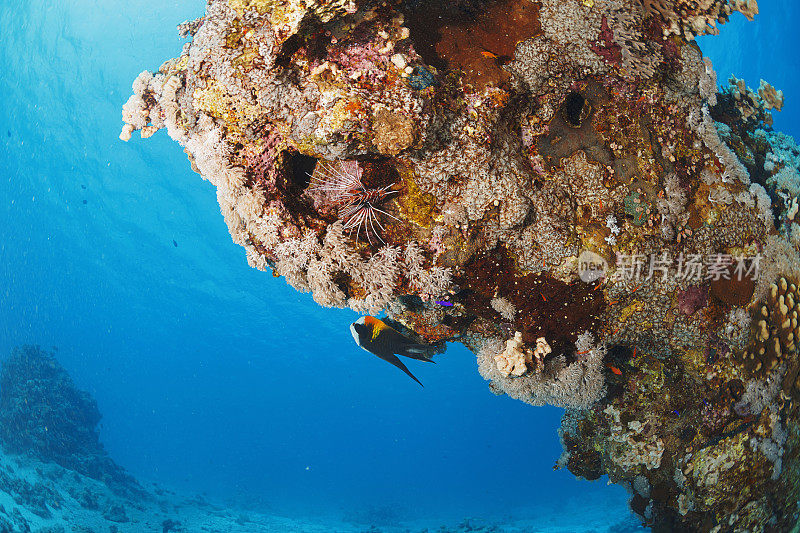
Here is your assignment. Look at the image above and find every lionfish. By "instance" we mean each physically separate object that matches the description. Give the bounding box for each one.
[309,160,398,245]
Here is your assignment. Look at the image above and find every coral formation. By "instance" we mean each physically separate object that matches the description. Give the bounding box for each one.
[493,331,529,377]
[122,0,800,529]
[492,331,553,378]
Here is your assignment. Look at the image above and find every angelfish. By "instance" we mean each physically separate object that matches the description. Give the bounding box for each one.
[350,316,434,387]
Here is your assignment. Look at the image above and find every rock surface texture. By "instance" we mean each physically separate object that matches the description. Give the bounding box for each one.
[122,0,800,530]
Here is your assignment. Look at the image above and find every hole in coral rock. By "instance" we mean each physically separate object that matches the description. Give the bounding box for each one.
[275,20,329,68]
[397,294,426,312]
[607,343,633,367]
[561,92,589,128]
[331,271,352,299]
[360,159,400,190]
[290,152,318,191]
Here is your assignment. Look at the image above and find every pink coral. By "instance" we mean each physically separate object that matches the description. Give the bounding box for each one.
[589,16,622,66]
[247,130,284,192]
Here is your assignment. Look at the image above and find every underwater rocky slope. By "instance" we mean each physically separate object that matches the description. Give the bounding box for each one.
[0,346,639,532]
[0,346,139,496]
[121,0,800,530]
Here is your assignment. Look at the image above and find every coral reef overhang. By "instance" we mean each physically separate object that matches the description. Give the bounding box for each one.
[120,0,800,530]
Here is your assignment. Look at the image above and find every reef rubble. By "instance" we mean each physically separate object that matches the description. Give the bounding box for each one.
[121,0,800,530]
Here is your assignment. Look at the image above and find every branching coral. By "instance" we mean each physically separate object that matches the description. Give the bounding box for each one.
[717,75,785,127]
[643,0,758,39]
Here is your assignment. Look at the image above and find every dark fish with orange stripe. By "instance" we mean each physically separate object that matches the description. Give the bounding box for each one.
[350,316,434,387]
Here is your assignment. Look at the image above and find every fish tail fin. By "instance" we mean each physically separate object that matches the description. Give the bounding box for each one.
[407,368,424,387]
[395,357,425,386]
[383,352,425,387]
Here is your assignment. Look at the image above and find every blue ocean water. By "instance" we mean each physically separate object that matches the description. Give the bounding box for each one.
[0,0,797,529]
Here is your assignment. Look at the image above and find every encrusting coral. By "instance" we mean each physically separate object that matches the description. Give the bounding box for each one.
[122,0,800,529]
[491,331,552,377]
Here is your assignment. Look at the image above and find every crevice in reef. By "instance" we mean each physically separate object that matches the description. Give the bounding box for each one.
[537,82,613,169]
[289,152,317,191]
[562,92,590,129]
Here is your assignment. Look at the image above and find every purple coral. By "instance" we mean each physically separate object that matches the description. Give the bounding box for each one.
[677,284,708,316]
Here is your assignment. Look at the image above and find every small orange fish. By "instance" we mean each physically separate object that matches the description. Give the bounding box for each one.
[608,365,623,375]
[480,50,498,59]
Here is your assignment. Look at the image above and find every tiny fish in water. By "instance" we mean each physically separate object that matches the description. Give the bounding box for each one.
[608,365,622,375]
[480,50,498,59]
[435,300,453,307]
[350,316,434,387]
[173,240,178,247]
